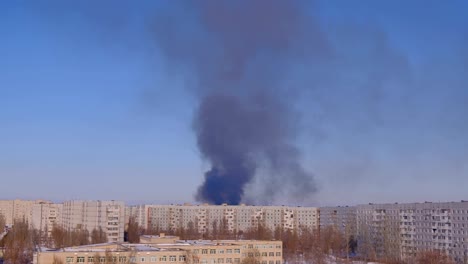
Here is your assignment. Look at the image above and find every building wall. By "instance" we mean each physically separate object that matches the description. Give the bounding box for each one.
[62,200,125,242]
[0,199,49,227]
[319,206,357,235]
[31,202,63,236]
[145,204,319,235]
[356,201,468,263]
[33,239,283,264]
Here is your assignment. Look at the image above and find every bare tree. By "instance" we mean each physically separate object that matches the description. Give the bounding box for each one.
[71,227,90,246]
[357,220,377,262]
[415,250,456,264]
[243,223,272,240]
[379,215,402,264]
[0,213,5,234]
[184,249,199,264]
[241,249,262,264]
[219,217,232,239]
[105,249,117,264]
[94,253,102,264]
[3,219,34,264]
[126,216,140,243]
[52,254,64,264]
[91,227,108,244]
[186,220,199,240]
[51,224,67,248]
[211,220,219,240]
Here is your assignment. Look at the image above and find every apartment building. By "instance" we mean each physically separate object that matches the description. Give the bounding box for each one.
[126,205,149,229]
[0,199,49,226]
[33,237,283,264]
[31,202,63,237]
[145,204,319,235]
[62,200,125,242]
[356,201,468,263]
[319,206,357,235]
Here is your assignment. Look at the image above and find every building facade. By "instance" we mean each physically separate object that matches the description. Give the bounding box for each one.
[31,202,63,238]
[356,201,468,263]
[0,199,49,227]
[62,200,125,242]
[318,206,356,235]
[144,204,319,235]
[33,238,283,264]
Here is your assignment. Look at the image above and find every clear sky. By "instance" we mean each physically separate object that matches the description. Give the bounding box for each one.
[1,0,467,206]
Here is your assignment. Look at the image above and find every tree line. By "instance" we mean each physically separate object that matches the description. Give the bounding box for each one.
[0,213,457,264]
[129,215,456,264]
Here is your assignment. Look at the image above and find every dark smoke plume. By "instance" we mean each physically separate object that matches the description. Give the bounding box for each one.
[155,0,326,204]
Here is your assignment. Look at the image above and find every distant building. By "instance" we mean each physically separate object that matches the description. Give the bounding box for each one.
[126,204,151,229]
[141,204,319,235]
[0,199,50,227]
[356,201,468,263]
[319,206,357,235]
[33,238,283,264]
[62,200,125,242]
[31,202,63,238]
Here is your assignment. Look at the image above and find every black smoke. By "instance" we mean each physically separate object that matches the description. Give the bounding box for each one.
[154,0,326,205]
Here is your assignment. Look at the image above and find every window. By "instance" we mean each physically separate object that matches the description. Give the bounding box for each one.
[218,250,224,254]
[202,249,208,254]
[119,256,127,262]
[66,257,74,263]
[210,249,216,254]
[218,258,224,263]
[226,249,232,254]
[87,256,95,263]
[234,258,240,264]
[262,252,267,257]
[99,256,106,263]
[160,256,167,262]
[141,257,146,262]
[179,255,186,262]
[169,256,176,262]
[129,257,137,262]
[276,252,281,256]
[234,249,240,254]
[226,258,232,263]
[269,252,274,256]
[77,257,85,263]
[150,256,157,262]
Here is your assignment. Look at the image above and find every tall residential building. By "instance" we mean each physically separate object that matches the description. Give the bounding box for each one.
[319,206,357,235]
[0,199,49,226]
[356,201,468,263]
[31,202,63,237]
[62,200,125,242]
[144,204,319,235]
[126,204,150,229]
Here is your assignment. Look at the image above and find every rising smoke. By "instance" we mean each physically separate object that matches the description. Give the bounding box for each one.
[154,0,326,205]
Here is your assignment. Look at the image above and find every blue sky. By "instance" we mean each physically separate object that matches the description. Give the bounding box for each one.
[1,1,467,206]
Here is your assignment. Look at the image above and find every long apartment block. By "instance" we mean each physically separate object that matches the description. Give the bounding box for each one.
[319,201,468,264]
[128,204,319,235]
[0,199,125,243]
